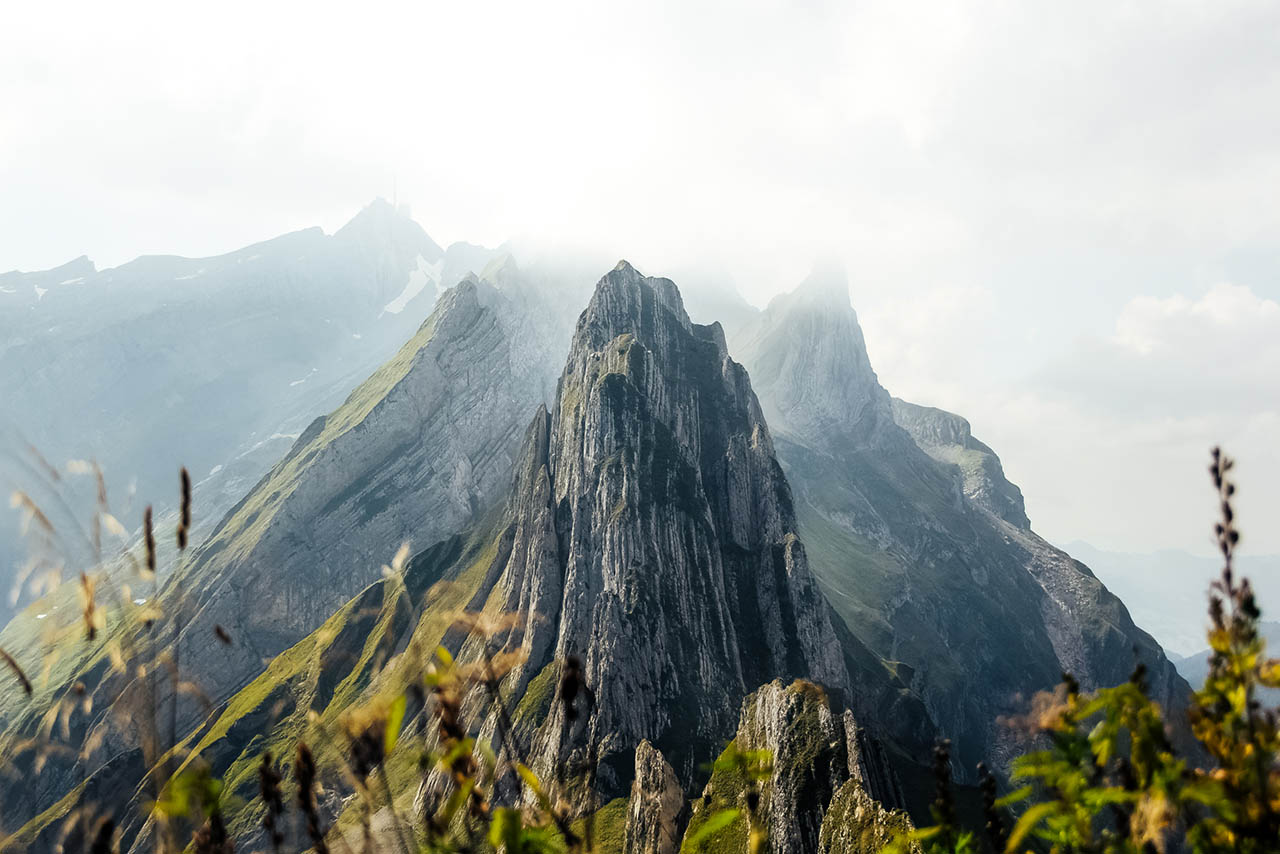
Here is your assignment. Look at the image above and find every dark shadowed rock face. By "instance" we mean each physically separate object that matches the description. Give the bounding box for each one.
[463,261,851,797]
[731,268,1190,776]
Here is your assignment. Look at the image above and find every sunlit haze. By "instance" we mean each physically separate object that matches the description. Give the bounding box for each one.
[3,0,1278,554]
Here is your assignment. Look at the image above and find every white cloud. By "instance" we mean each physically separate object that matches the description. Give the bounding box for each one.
[874,283,1280,554]
[4,0,1279,298]
[1115,283,1280,358]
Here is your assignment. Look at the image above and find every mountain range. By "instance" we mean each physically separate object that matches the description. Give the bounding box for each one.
[0,206,1199,851]
[1063,541,1280,658]
[0,199,500,623]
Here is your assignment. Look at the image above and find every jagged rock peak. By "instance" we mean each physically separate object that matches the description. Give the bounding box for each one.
[819,780,917,854]
[623,741,687,854]
[682,679,908,854]
[582,260,692,334]
[729,267,892,449]
[5,254,97,279]
[788,260,852,309]
[53,254,97,277]
[476,264,848,799]
[333,196,443,257]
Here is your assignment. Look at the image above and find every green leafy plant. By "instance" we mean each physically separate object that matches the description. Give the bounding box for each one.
[904,447,1280,854]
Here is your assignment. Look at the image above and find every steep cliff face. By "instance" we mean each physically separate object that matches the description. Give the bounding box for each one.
[0,200,482,625]
[730,269,1189,775]
[889,398,1029,529]
[471,262,850,795]
[172,275,560,707]
[680,679,910,854]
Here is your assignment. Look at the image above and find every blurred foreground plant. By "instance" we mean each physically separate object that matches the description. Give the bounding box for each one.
[902,447,1280,854]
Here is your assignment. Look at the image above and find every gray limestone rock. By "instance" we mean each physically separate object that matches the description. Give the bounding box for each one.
[730,266,1190,776]
[623,740,686,854]
[469,261,850,799]
[682,678,909,854]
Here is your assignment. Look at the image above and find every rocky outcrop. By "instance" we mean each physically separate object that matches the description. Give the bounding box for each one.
[460,261,851,798]
[819,779,916,854]
[730,267,1190,776]
[889,398,1029,529]
[682,679,909,854]
[623,741,686,854]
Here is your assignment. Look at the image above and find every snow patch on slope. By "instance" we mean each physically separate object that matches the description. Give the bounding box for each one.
[289,368,318,387]
[382,254,443,315]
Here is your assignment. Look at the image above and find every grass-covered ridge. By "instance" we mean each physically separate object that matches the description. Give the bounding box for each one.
[185,290,461,571]
[5,513,509,848]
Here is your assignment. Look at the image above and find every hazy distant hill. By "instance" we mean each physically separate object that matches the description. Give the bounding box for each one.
[0,199,497,621]
[1063,541,1280,657]
[1168,621,1280,712]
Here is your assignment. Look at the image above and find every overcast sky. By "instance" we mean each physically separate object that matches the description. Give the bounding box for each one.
[3,0,1277,555]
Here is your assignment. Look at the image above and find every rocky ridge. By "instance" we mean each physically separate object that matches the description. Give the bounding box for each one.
[0,270,567,837]
[889,397,1030,529]
[730,267,1190,774]
[679,679,912,854]
[0,199,493,626]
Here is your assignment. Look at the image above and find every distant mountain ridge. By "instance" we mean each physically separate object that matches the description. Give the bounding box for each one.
[0,199,494,623]
[1063,542,1280,657]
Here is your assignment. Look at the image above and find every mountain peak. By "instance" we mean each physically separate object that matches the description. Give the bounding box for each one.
[471,268,849,796]
[6,254,96,279]
[341,196,398,227]
[59,254,96,277]
[333,197,443,259]
[787,261,851,309]
[731,267,891,449]
[583,261,692,334]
